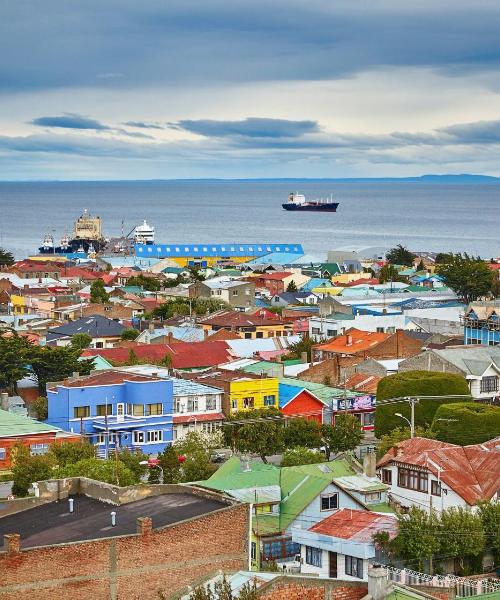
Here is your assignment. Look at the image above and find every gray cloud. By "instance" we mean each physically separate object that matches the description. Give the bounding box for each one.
[123,121,165,130]
[31,113,110,130]
[438,120,500,144]
[170,118,319,138]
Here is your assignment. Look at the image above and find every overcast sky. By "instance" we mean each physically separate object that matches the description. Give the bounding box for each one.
[2,0,500,180]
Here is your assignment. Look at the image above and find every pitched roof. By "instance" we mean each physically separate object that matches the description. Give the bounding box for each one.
[313,328,390,355]
[279,377,360,403]
[47,315,126,339]
[0,408,65,437]
[254,272,293,280]
[344,373,382,394]
[54,369,163,388]
[198,310,285,328]
[309,508,397,541]
[430,346,500,376]
[279,383,326,408]
[377,436,500,505]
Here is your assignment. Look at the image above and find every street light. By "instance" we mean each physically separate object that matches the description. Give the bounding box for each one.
[395,412,414,438]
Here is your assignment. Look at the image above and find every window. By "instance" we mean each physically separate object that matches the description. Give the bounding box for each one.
[187,399,198,412]
[364,492,381,503]
[285,540,300,556]
[232,290,239,296]
[256,332,264,339]
[95,433,117,445]
[481,376,499,393]
[232,399,238,410]
[264,395,276,407]
[381,468,392,484]
[398,467,428,493]
[376,327,385,333]
[147,403,162,416]
[96,404,113,417]
[251,542,256,560]
[244,332,252,339]
[243,397,254,409]
[311,327,321,335]
[147,430,163,443]
[202,422,220,433]
[74,406,90,418]
[327,329,338,337]
[0,448,6,460]
[95,341,104,348]
[206,397,216,410]
[30,443,49,456]
[131,404,145,417]
[363,412,375,426]
[431,480,442,496]
[174,400,182,413]
[305,546,322,568]
[133,431,145,444]
[321,493,339,511]
[345,555,363,579]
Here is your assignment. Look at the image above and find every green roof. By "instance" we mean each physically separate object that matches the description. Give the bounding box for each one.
[120,285,145,294]
[241,361,283,376]
[279,377,360,403]
[200,456,279,492]
[368,502,396,514]
[320,263,342,275]
[0,409,63,437]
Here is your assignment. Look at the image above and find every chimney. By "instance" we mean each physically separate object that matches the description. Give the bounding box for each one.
[137,516,153,536]
[204,329,209,340]
[148,322,155,333]
[396,446,404,458]
[72,371,80,379]
[0,392,8,411]
[346,334,352,346]
[368,565,388,600]
[363,450,376,478]
[167,332,173,346]
[300,351,308,364]
[4,534,20,555]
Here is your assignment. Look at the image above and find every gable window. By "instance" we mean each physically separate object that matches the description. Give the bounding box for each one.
[320,492,339,511]
[264,395,276,407]
[74,406,90,418]
[147,403,162,416]
[381,468,392,484]
[481,376,499,393]
[431,480,442,496]
[96,404,113,417]
[398,467,428,493]
[305,546,322,568]
[345,555,363,579]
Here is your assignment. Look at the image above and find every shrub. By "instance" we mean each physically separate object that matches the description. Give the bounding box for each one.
[432,402,500,445]
[55,458,136,487]
[281,447,325,467]
[375,371,470,438]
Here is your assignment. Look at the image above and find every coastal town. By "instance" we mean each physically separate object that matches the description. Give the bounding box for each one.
[0,209,498,600]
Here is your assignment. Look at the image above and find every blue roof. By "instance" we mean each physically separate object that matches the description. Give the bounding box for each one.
[301,278,331,291]
[135,243,304,259]
[245,252,304,265]
[279,383,304,408]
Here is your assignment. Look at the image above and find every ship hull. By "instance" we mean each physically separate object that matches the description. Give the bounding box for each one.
[282,203,339,212]
[38,238,106,254]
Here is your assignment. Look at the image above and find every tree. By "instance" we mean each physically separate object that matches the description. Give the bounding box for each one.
[431,402,500,446]
[416,259,425,272]
[50,440,95,466]
[117,448,149,481]
[32,395,48,420]
[435,252,454,264]
[321,414,363,459]
[90,279,110,303]
[286,280,298,292]
[282,336,319,361]
[226,409,284,464]
[121,328,139,340]
[386,244,416,267]
[0,247,14,267]
[187,576,258,600]
[11,444,55,497]
[158,444,182,484]
[56,457,136,487]
[70,333,92,350]
[127,348,139,365]
[439,507,485,573]
[436,253,494,303]
[126,274,162,292]
[29,346,95,393]
[0,334,32,393]
[491,276,500,298]
[174,431,220,481]
[477,501,500,562]
[281,447,325,467]
[282,418,322,449]
[394,507,441,572]
[378,264,407,284]
[376,426,436,459]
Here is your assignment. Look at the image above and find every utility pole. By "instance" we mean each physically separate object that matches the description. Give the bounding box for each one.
[104,409,109,460]
[409,397,417,438]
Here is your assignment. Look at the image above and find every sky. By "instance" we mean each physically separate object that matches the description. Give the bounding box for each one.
[2,0,500,180]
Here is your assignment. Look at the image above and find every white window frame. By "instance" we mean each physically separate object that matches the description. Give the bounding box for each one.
[320,492,339,511]
[30,443,50,456]
[133,431,145,444]
[146,430,163,443]
[0,447,6,460]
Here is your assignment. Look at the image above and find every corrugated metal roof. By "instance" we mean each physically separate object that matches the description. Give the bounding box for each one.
[136,243,304,258]
[0,408,64,437]
[309,508,397,541]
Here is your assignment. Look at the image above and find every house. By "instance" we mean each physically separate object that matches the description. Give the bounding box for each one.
[136,325,207,344]
[198,310,293,339]
[46,315,126,348]
[269,291,318,308]
[46,370,174,454]
[292,509,398,581]
[249,272,310,296]
[313,328,424,362]
[308,311,415,340]
[10,259,65,280]
[463,300,500,346]
[196,277,255,310]
[279,383,329,423]
[398,346,500,401]
[184,369,279,415]
[0,408,80,470]
[198,454,389,570]
[377,436,500,512]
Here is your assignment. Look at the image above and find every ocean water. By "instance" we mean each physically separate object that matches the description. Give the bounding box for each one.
[0,180,499,259]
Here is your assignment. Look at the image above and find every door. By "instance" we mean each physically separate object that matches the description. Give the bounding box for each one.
[116,403,124,422]
[329,552,337,578]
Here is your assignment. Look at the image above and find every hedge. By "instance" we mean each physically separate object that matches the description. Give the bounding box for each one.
[375,370,471,438]
[432,402,500,445]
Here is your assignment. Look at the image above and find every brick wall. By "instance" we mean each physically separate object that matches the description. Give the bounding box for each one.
[257,576,367,600]
[0,503,248,600]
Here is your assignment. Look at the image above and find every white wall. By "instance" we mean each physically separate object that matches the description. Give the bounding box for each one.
[299,547,370,581]
[309,314,412,340]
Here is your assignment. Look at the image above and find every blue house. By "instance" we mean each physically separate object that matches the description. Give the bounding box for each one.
[463,300,500,346]
[47,370,174,455]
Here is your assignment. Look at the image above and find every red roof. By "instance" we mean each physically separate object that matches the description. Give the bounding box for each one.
[54,369,162,388]
[60,267,99,279]
[199,310,287,328]
[254,272,293,281]
[344,373,382,394]
[339,278,380,287]
[309,509,397,541]
[377,437,500,505]
[173,413,225,424]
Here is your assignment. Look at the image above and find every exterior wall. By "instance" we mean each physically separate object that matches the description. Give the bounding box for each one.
[469,364,500,401]
[229,378,279,412]
[0,433,58,470]
[0,503,248,600]
[299,547,370,582]
[398,351,463,375]
[258,576,367,600]
[309,315,408,340]
[378,463,467,512]
[281,390,325,423]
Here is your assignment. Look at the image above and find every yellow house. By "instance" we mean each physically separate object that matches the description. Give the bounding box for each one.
[198,310,294,339]
[10,294,26,315]
[228,375,279,413]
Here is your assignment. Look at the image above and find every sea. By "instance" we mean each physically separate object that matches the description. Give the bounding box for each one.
[0,180,499,260]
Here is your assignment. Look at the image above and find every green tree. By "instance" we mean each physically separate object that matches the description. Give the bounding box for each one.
[158,444,182,484]
[70,333,93,350]
[0,247,14,266]
[439,507,485,573]
[282,336,319,361]
[436,253,494,303]
[435,252,454,264]
[375,371,471,438]
[491,276,500,298]
[0,334,32,393]
[226,409,284,464]
[56,457,136,487]
[126,274,162,292]
[121,328,139,340]
[174,431,221,481]
[321,413,363,459]
[477,501,500,562]
[376,426,436,459]
[117,448,149,481]
[286,280,298,292]
[281,447,325,467]
[378,264,407,284]
[416,259,425,272]
[90,279,110,303]
[32,395,48,420]
[11,444,55,497]
[187,576,257,600]
[148,465,162,484]
[282,418,322,449]
[127,348,139,365]
[394,507,441,572]
[50,440,95,466]
[431,402,500,446]
[29,346,95,393]
[386,244,416,267]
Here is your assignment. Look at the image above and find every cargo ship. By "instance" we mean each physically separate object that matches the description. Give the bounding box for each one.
[282,192,339,212]
[39,209,106,255]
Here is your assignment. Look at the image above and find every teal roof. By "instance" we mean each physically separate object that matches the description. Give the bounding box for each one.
[279,377,360,404]
[241,361,283,376]
[0,409,64,437]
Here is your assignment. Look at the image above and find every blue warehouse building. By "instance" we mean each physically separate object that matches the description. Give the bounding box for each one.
[463,300,500,346]
[47,370,174,455]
